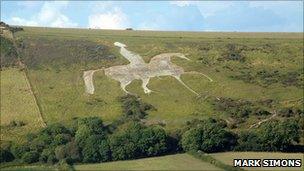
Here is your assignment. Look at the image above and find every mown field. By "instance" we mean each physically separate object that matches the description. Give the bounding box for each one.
[0,68,44,143]
[8,27,302,133]
[211,152,304,171]
[75,153,222,170]
[2,152,302,171]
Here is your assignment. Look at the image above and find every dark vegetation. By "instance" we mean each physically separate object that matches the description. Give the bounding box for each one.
[1,95,302,165]
[219,44,246,62]
[211,97,274,124]
[20,38,116,69]
[0,21,24,33]
[1,120,26,129]
[235,119,301,151]
[0,36,19,68]
[189,151,244,171]
[195,42,303,88]
[232,69,303,88]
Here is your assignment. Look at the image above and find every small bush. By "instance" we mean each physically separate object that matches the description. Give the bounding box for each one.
[0,149,14,162]
[181,119,236,153]
[21,151,39,163]
[119,95,155,121]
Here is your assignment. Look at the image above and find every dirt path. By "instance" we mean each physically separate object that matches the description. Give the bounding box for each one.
[249,111,277,128]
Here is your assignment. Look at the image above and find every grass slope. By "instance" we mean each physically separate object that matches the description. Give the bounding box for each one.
[0,68,44,143]
[211,152,304,171]
[10,27,304,131]
[74,153,222,170]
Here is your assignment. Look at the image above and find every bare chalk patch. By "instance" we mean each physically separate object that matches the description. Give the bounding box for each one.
[84,42,213,95]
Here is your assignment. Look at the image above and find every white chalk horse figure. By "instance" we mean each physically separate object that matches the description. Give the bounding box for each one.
[83,42,213,95]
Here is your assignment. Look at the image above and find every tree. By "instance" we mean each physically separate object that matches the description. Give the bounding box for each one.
[235,120,300,152]
[235,131,262,151]
[98,139,111,162]
[55,145,66,161]
[75,117,106,148]
[258,120,300,151]
[139,126,168,156]
[75,124,94,148]
[41,123,71,137]
[21,151,39,164]
[77,117,105,135]
[181,128,202,152]
[110,122,142,160]
[11,144,30,159]
[39,148,57,164]
[181,119,236,153]
[82,135,104,163]
[52,134,71,146]
[64,140,81,163]
[29,134,52,152]
[0,149,14,162]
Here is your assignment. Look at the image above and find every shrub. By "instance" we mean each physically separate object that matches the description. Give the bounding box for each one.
[21,151,39,164]
[75,117,106,147]
[181,119,236,153]
[77,117,105,135]
[41,123,71,137]
[110,123,142,160]
[39,148,57,164]
[52,134,71,146]
[220,44,245,62]
[119,95,155,121]
[278,107,303,117]
[235,132,262,151]
[55,145,66,161]
[82,135,109,163]
[11,144,30,159]
[0,149,14,162]
[98,139,111,162]
[236,120,300,152]
[7,120,26,128]
[258,120,300,151]
[139,126,168,156]
[29,134,52,152]
[64,140,81,163]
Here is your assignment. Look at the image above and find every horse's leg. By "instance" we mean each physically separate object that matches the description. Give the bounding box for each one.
[83,70,96,94]
[120,80,132,94]
[141,78,153,94]
[184,71,213,82]
[173,75,199,95]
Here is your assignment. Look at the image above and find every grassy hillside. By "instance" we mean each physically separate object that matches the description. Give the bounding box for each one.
[0,68,44,143]
[10,27,302,132]
[74,153,222,170]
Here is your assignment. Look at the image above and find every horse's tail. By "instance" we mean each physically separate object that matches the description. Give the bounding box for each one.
[83,68,105,94]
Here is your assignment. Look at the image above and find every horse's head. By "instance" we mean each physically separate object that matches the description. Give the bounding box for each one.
[114,42,127,48]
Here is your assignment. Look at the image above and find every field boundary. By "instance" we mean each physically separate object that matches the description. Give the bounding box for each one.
[23,68,47,127]
[12,33,47,127]
[189,151,245,171]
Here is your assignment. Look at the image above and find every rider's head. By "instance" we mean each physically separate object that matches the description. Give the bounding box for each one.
[114,42,127,48]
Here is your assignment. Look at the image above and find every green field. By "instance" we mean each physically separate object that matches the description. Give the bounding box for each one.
[211,152,304,171]
[2,152,303,171]
[7,27,302,131]
[0,68,44,143]
[0,27,303,170]
[74,153,222,170]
